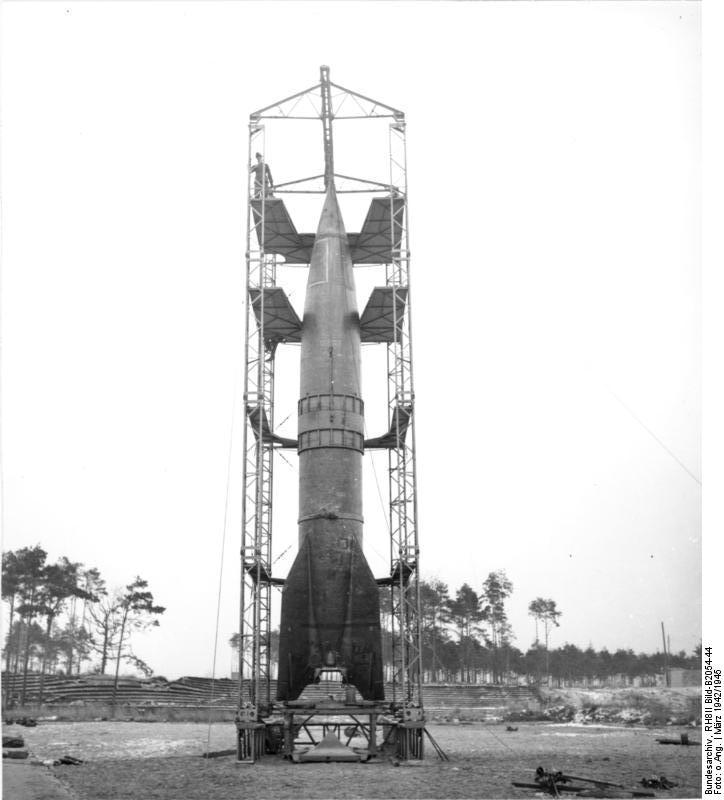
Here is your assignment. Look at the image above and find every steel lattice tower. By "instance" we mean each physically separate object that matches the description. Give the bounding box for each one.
[237,67,426,759]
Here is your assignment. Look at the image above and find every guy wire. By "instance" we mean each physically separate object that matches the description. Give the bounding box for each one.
[205,372,238,757]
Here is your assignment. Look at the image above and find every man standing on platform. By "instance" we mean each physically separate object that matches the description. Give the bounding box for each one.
[251,152,274,197]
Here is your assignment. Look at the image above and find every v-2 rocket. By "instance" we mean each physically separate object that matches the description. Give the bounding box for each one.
[276,75,384,703]
[276,184,385,703]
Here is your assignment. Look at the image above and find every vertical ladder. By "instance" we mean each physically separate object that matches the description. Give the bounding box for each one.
[386,113,424,727]
[239,123,276,728]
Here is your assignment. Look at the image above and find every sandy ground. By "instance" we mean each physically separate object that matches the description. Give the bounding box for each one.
[3,761,77,800]
[3,720,702,799]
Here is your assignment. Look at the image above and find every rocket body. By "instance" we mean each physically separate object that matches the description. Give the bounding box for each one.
[276,187,384,702]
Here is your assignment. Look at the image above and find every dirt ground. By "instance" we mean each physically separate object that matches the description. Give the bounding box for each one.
[3,720,702,799]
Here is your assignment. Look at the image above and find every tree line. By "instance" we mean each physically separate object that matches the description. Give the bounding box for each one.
[397,572,699,685]
[2,545,164,707]
[6,547,697,700]
[233,570,700,686]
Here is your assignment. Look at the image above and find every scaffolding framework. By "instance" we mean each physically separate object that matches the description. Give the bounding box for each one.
[239,124,276,718]
[386,119,422,717]
[239,68,423,744]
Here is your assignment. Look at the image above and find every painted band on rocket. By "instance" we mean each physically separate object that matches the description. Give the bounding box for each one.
[298,429,364,453]
[298,512,364,524]
[298,394,364,415]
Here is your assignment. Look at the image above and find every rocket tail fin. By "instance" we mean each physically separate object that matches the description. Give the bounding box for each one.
[277,533,384,702]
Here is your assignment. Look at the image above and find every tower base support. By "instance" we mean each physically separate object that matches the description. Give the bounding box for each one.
[234,704,447,762]
[235,722,266,762]
[394,720,425,761]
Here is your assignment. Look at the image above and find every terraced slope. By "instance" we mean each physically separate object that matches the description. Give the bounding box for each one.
[2,672,538,716]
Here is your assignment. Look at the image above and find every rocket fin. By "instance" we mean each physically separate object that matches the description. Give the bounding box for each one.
[277,531,384,702]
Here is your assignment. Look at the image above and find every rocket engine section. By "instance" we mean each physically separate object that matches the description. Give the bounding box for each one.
[276,187,385,703]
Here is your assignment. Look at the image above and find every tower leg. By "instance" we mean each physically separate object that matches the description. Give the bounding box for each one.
[396,721,424,761]
[236,722,266,761]
[368,713,378,756]
[283,712,295,758]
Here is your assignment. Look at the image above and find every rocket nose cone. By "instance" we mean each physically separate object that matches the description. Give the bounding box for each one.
[316,183,347,239]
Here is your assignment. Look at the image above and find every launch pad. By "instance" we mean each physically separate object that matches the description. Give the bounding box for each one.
[238,67,428,762]
[235,701,429,763]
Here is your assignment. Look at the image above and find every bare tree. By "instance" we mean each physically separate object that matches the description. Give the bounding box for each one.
[87,592,123,674]
[68,567,106,674]
[110,577,165,708]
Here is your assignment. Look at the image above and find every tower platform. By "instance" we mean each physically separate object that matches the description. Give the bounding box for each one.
[251,196,404,265]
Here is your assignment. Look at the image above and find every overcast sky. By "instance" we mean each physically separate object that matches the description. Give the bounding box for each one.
[1,1,704,680]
